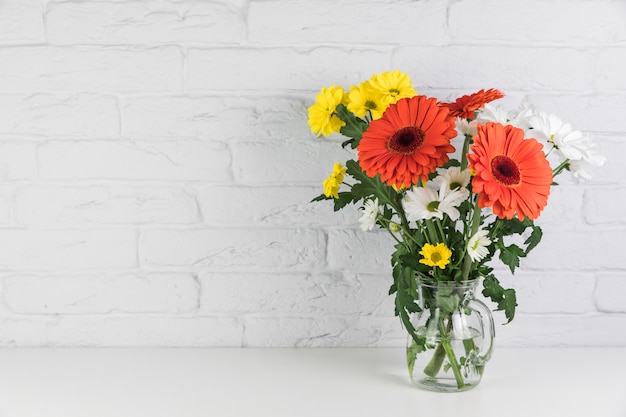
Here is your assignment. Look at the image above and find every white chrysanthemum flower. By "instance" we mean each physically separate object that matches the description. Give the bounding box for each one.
[403,185,467,221]
[475,104,510,125]
[359,198,379,231]
[528,111,603,163]
[508,100,538,131]
[467,229,491,262]
[476,101,538,132]
[567,149,606,183]
[567,160,593,182]
[456,117,478,136]
[434,167,471,200]
[403,187,438,220]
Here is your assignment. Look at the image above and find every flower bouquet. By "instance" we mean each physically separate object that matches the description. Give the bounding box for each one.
[307,71,605,391]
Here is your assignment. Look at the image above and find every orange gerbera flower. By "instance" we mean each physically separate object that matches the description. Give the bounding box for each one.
[357,96,457,188]
[439,88,504,120]
[468,122,553,221]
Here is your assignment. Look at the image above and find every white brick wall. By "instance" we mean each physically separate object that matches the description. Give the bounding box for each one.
[0,0,623,347]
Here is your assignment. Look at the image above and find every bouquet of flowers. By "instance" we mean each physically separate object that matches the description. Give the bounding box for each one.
[307,70,605,390]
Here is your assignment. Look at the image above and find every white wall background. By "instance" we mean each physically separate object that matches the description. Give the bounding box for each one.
[0,0,624,347]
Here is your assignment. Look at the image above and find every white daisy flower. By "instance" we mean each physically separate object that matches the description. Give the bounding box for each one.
[508,100,538,131]
[567,151,606,183]
[403,185,467,222]
[403,187,438,221]
[359,198,379,231]
[475,101,537,132]
[467,229,491,262]
[475,103,510,125]
[456,117,478,136]
[434,167,471,200]
[567,160,593,182]
[528,111,603,163]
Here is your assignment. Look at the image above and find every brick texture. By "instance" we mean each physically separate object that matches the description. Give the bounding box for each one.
[0,0,622,347]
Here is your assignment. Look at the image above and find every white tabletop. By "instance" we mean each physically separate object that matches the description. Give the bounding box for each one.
[0,347,623,417]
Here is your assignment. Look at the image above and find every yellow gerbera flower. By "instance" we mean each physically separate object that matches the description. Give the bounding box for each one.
[322,163,347,199]
[346,81,386,120]
[419,243,452,269]
[307,85,346,137]
[368,70,417,107]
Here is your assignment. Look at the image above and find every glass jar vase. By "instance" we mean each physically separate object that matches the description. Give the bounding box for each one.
[406,279,495,392]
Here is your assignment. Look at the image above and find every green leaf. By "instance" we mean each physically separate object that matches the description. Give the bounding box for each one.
[497,289,517,323]
[497,242,526,274]
[482,275,518,323]
[336,104,367,147]
[311,191,355,212]
[345,159,398,209]
[524,224,543,253]
[442,159,461,169]
[310,193,329,203]
[333,192,354,211]
[481,274,504,301]
[392,263,421,314]
[399,253,422,271]
[435,293,461,315]
[497,217,527,236]
[407,338,427,378]
[397,288,421,314]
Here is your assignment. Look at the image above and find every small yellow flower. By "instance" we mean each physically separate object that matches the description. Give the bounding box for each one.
[419,243,452,269]
[331,162,346,183]
[323,178,340,199]
[307,85,346,137]
[346,81,386,120]
[322,163,347,199]
[368,70,417,107]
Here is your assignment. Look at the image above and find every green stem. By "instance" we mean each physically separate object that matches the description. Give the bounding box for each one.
[460,134,472,171]
[423,312,448,377]
[434,218,447,245]
[491,218,503,239]
[552,159,570,178]
[422,316,466,389]
[469,197,482,237]
[423,343,446,377]
[392,192,411,233]
[378,217,406,247]
[438,318,465,389]
[425,220,439,244]
[461,199,482,281]
[403,230,426,247]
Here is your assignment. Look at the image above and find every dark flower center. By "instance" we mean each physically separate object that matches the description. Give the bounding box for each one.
[365,100,378,110]
[490,155,521,186]
[388,126,425,155]
[426,201,440,212]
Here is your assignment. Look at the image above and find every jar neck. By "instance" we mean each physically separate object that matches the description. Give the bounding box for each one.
[417,277,479,293]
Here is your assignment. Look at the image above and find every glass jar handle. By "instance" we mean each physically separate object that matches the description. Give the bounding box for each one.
[467,297,495,363]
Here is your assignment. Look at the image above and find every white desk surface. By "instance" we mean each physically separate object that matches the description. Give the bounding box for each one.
[0,347,623,417]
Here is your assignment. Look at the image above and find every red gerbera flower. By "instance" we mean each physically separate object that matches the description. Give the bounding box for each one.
[468,122,553,221]
[439,88,504,120]
[357,95,457,188]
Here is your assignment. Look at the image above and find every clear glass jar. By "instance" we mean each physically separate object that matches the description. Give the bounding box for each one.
[406,279,495,392]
